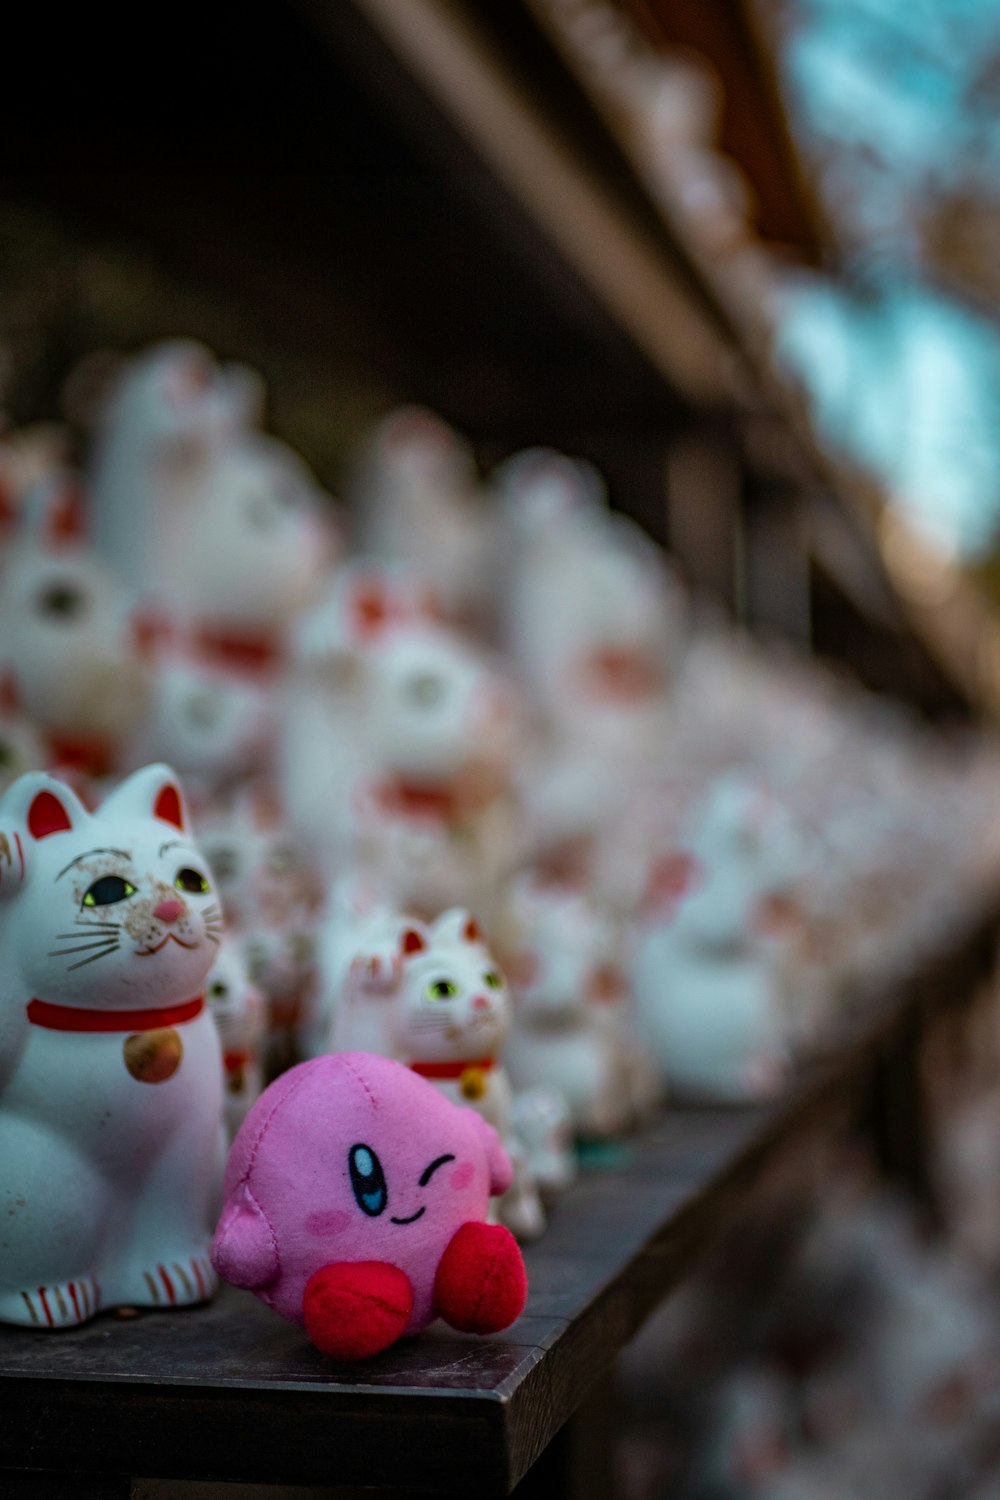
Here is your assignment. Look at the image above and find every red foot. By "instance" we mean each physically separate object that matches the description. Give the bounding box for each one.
[433,1221,528,1335]
[303,1261,414,1359]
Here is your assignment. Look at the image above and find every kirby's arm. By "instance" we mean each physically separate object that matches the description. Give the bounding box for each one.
[211,1187,280,1289]
[465,1110,514,1197]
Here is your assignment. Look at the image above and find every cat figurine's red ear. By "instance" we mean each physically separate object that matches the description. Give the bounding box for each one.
[99,763,188,832]
[400,926,428,957]
[27,790,74,840]
[0,773,89,894]
[153,782,185,831]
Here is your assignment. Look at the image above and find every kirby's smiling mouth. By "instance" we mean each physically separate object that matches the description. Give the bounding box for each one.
[390,1207,426,1225]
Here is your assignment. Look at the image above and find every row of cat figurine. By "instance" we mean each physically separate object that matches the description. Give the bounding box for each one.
[0,336,986,1017]
[0,763,537,1358]
[198,776,803,1246]
[0,756,802,1340]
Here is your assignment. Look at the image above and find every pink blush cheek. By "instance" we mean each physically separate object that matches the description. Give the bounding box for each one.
[449,1162,475,1192]
[305,1208,353,1238]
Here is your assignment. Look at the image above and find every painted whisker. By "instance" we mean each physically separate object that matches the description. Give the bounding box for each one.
[67,946,120,971]
[49,940,125,957]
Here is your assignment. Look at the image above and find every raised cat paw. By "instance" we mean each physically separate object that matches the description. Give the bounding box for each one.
[0,1276,101,1328]
[349,947,402,994]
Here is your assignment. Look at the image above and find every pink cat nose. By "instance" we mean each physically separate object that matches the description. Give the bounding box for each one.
[472,995,490,1011]
[153,898,185,924]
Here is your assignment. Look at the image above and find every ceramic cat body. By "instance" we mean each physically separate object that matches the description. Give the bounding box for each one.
[316,877,409,1061]
[199,790,321,1029]
[92,342,337,791]
[89,339,259,609]
[205,936,266,1141]
[122,655,275,806]
[352,406,496,625]
[504,881,636,1139]
[0,476,150,772]
[0,765,224,1326]
[280,566,521,913]
[495,448,681,758]
[93,341,333,631]
[632,777,800,1101]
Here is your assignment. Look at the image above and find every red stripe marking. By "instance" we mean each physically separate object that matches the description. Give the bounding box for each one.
[158,1265,177,1305]
[37,1287,54,1328]
[69,1282,81,1321]
[191,1258,206,1298]
[14,833,24,881]
[27,995,204,1033]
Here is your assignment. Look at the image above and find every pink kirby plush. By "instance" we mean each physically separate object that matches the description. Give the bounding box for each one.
[211,1050,528,1358]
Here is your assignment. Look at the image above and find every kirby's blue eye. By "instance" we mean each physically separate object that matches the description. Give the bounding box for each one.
[348,1143,387,1217]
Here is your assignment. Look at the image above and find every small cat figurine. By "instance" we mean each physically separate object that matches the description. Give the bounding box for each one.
[279,564,522,919]
[324,903,545,1239]
[632,776,800,1101]
[0,763,225,1326]
[205,936,266,1143]
[391,910,545,1241]
[503,878,640,1141]
[0,473,151,776]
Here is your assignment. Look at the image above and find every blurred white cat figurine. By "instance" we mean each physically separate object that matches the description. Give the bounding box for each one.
[0,764,224,1326]
[632,777,801,1101]
[92,340,338,794]
[205,937,266,1141]
[280,565,521,918]
[504,878,638,1139]
[351,405,496,628]
[0,474,150,776]
[198,788,321,1051]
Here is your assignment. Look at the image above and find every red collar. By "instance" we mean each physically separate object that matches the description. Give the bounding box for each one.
[377,779,467,821]
[27,995,204,1033]
[409,1056,495,1081]
[193,625,285,676]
